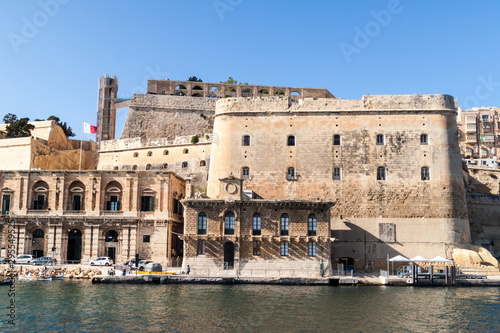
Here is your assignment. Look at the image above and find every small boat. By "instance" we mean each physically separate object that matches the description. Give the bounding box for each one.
[51,275,64,280]
[18,275,52,281]
[0,278,12,285]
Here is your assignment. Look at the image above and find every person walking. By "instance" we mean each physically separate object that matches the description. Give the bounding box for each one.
[186,265,191,276]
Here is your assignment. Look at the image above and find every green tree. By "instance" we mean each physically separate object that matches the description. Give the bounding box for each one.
[220,77,248,92]
[5,117,35,138]
[3,113,17,124]
[188,76,203,82]
[47,115,75,137]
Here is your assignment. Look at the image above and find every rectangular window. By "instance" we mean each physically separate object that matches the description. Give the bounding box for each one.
[379,223,396,242]
[106,195,120,211]
[420,134,428,145]
[333,135,341,146]
[482,115,490,122]
[308,242,317,257]
[333,167,341,180]
[140,196,154,212]
[466,116,476,123]
[287,167,295,180]
[280,241,289,256]
[72,195,81,210]
[253,240,261,256]
[421,167,430,180]
[242,135,251,146]
[34,195,45,210]
[2,194,10,215]
[143,235,150,243]
[197,240,206,255]
[173,198,179,214]
[377,167,386,181]
[242,167,250,180]
[376,134,385,145]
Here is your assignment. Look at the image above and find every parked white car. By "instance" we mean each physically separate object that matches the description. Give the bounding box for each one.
[89,257,113,266]
[14,255,33,264]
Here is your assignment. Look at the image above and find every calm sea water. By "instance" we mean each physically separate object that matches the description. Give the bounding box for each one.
[1,280,499,332]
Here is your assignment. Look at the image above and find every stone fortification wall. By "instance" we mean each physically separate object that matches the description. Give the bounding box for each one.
[120,95,216,140]
[466,193,500,258]
[97,134,212,185]
[215,94,456,115]
[207,94,469,263]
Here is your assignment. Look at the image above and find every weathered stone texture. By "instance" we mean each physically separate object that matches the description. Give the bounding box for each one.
[121,95,215,140]
[466,193,500,257]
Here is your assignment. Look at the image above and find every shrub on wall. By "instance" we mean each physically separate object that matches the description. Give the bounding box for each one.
[191,135,199,144]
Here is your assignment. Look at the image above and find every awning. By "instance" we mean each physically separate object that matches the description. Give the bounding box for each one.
[410,256,429,262]
[429,256,453,263]
[389,255,411,262]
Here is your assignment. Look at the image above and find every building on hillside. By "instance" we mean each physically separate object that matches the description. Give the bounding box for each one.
[457,106,500,165]
[0,120,95,170]
[0,170,185,265]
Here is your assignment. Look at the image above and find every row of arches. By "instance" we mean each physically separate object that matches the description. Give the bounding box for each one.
[28,228,119,263]
[171,84,302,98]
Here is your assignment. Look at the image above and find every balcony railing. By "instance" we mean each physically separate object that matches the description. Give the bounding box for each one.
[63,210,86,215]
[100,210,124,216]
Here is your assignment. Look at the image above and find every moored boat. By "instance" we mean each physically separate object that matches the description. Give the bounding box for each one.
[18,275,52,281]
[0,278,13,285]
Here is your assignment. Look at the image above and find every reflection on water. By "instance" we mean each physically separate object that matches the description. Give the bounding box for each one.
[1,280,499,332]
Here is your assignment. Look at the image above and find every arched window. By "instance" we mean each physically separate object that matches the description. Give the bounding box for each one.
[198,212,207,235]
[182,161,188,168]
[252,213,261,236]
[224,211,235,235]
[200,160,206,167]
[33,229,44,238]
[420,134,428,145]
[308,214,317,236]
[280,213,289,236]
[183,149,189,154]
[333,135,341,146]
[308,241,317,257]
[421,167,430,181]
[377,167,386,180]
[164,150,169,155]
[163,163,168,169]
[287,135,296,146]
[287,167,295,180]
[146,164,151,170]
[242,135,251,146]
[132,165,138,170]
[147,151,153,157]
[133,152,138,158]
[242,167,250,180]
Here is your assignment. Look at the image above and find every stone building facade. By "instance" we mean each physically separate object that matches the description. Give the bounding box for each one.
[182,176,334,276]
[457,106,500,166]
[0,170,185,265]
[0,120,95,171]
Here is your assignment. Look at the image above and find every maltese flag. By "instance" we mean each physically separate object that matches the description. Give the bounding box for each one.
[83,122,97,134]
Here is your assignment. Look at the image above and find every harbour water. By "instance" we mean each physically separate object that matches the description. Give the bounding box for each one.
[2,280,500,332]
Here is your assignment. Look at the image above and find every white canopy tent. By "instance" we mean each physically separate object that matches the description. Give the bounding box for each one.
[410,256,429,262]
[389,255,411,262]
[429,256,453,263]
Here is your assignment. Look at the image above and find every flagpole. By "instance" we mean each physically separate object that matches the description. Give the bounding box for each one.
[79,121,83,171]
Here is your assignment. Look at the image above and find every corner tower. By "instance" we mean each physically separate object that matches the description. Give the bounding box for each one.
[96,75,118,151]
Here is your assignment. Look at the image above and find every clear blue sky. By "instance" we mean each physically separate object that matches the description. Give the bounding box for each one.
[1,0,499,138]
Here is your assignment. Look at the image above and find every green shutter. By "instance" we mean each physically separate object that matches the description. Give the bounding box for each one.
[150,196,154,211]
